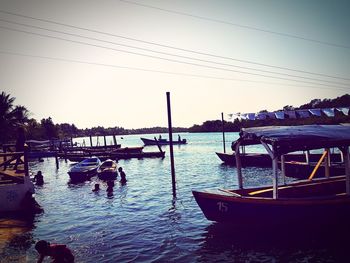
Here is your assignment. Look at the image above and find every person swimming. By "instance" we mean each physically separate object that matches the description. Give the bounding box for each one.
[35,240,74,263]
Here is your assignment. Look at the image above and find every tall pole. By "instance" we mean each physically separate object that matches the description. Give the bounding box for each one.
[167,92,176,198]
[221,112,226,153]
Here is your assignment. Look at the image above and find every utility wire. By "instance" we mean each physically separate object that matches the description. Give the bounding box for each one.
[0,25,347,90]
[120,0,350,50]
[1,50,347,91]
[1,18,348,87]
[0,9,348,81]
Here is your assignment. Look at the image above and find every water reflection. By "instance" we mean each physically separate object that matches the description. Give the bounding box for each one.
[0,214,36,261]
[197,223,350,262]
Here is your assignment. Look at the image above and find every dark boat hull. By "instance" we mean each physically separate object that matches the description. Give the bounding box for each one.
[111,151,165,159]
[193,177,350,226]
[63,151,165,162]
[97,171,117,180]
[68,168,98,181]
[141,137,187,146]
[216,152,343,167]
[284,161,345,179]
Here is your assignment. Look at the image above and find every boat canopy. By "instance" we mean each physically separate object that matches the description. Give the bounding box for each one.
[236,125,350,156]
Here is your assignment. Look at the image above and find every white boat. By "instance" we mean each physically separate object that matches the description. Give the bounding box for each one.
[68,157,101,181]
[97,159,118,180]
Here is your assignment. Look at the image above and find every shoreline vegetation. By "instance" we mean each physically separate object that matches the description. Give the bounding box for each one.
[1,92,349,144]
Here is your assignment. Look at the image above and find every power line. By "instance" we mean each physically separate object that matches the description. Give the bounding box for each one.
[1,50,347,91]
[0,25,348,90]
[1,18,348,87]
[120,0,350,50]
[0,9,348,82]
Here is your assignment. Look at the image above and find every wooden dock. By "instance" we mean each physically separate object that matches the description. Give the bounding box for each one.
[0,152,26,184]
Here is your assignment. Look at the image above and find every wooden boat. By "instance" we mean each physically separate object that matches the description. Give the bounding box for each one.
[111,150,165,159]
[193,125,350,227]
[63,147,164,162]
[111,146,144,154]
[141,137,187,146]
[97,159,118,180]
[216,149,342,166]
[284,160,345,179]
[68,157,101,181]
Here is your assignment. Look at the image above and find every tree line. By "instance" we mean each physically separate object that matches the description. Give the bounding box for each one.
[1,91,349,144]
[0,91,187,144]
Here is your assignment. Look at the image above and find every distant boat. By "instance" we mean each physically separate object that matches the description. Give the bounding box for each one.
[194,125,350,227]
[68,157,101,181]
[97,159,118,180]
[141,137,187,146]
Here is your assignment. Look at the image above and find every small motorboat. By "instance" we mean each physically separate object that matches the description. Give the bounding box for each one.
[97,159,118,180]
[68,157,101,181]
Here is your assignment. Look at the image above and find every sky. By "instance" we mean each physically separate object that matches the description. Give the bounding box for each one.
[0,0,349,129]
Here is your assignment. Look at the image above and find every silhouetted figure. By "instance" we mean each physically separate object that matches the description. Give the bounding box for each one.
[35,240,74,263]
[14,127,26,171]
[21,191,43,213]
[158,134,162,140]
[34,171,44,185]
[92,183,100,192]
[119,167,127,185]
[106,180,114,192]
[178,134,181,141]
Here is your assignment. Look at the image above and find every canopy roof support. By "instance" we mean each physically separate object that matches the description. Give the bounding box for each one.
[324,148,330,178]
[234,141,243,189]
[340,147,350,195]
[281,155,286,185]
[261,141,278,199]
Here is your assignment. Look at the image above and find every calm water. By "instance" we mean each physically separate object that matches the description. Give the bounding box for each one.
[1,132,348,262]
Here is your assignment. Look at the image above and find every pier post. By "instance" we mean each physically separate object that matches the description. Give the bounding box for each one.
[166,92,176,198]
[89,135,93,147]
[113,135,117,146]
[24,145,29,177]
[55,152,59,170]
[221,112,226,153]
[104,134,107,147]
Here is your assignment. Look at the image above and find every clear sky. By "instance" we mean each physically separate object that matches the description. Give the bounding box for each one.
[0,0,349,129]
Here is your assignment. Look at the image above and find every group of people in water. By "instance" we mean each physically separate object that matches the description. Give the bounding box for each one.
[32,166,128,262]
[92,166,127,193]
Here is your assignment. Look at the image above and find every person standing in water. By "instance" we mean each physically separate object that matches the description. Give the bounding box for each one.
[33,171,44,185]
[118,167,127,184]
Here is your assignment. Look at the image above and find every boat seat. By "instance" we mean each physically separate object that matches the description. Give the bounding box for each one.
[218,189,242,197]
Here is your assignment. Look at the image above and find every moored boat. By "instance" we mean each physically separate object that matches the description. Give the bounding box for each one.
[97,159,118,180]
[68,157,101,181]
[141,137,187,146]
[216,147,342,166]
[194,125,350,227]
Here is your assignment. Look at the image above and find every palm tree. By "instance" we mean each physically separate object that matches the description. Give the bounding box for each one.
[0,92,29,144]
